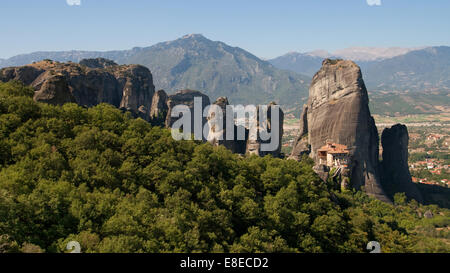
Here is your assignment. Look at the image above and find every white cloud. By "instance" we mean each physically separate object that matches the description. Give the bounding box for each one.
[66,0,81,6]
[367,0,382,6]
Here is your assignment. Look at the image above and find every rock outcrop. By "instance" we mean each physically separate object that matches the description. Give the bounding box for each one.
[0,58,155,121]
[290,59,389,202]
[79,58,118,69]
[114,65,155,118]
[206,97,247,154]
[150,89,169,126]
[381,124,423,202]
[245,102,284,158]
[1,59,285,158]
[0,65,45,86]
[261,102,284,158]
[289,105,310,160]
[33,75,76,105]
[206,97,229,147]
[165,89,210,141]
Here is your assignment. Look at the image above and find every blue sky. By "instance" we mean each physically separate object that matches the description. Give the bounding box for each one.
[1,0,449,59]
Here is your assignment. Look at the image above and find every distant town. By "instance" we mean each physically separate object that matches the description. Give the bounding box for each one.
[408,131,450,188]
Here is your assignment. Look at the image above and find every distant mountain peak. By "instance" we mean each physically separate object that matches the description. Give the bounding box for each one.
[181,33,205,39]
[274,46,430,63]
[332,46,427,61]
[160,33,214,47]
[422,46,440,54]
[276,50,331,59]
[306,50,331,58]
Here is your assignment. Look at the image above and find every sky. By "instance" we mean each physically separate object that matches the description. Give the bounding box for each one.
[1,0,449,59]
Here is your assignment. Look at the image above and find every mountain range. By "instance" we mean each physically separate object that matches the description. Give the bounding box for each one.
[255,47,426,77]
[362,47,450,92]
[315,47,424,62]
[0,35,449,111]
[0,34,310,106]
[269,46,450,93]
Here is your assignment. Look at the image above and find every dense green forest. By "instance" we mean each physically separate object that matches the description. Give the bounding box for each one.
[0,81,449,253]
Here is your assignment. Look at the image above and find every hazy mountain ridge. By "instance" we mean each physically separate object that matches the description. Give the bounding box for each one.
[268,52,327,77]
[269,46,450,93]
[1,37,449,109]
[333,47,425,61]
[0,48,146,68]
[363,46,450,92]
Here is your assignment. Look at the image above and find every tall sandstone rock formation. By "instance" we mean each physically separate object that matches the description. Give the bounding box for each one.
[0,58,155,121]
[206,97,247,154]
[150,89,169,126]
[381,124,423,202]
[165,89,211,141]
[289,104,310,160]
[245,102,284,157]
[33,75,76,105]
[265,102,284,158]
[290,59,389,202]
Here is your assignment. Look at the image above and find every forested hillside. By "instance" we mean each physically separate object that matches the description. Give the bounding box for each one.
[0,81,448,253]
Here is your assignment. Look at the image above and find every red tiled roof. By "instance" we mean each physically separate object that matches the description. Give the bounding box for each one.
[318,142,349,154]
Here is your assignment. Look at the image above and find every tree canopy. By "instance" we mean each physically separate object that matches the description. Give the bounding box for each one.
[0,81,448,253]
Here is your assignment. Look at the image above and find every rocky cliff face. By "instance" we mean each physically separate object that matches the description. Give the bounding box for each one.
[206,97,247,154]
[290,59,389,202]
[206,96,229,147]
[33,75,76,105]
[165,89,211,141]
[381,124,423,202]
[150,89,169,126]
[245,102,284,158]
[79,58,118,69]
[261,102,284,158]
[0,58,155,120]
[289,105,310,161]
